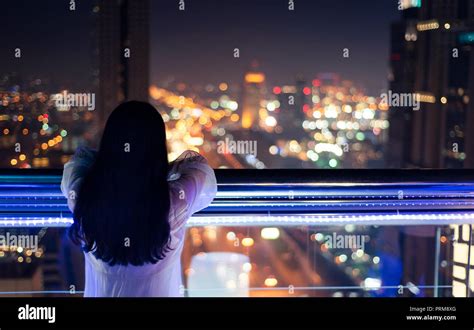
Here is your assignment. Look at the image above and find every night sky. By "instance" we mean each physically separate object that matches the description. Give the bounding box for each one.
[151,0,401,95]
[1,0,401,96]
[0,0,93,90]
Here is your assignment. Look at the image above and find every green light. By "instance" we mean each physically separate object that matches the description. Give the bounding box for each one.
[459,32,474,45]
[356,132,365,141]
[329,159,338,168]
[210,101,219,109]
[60,130,68,137]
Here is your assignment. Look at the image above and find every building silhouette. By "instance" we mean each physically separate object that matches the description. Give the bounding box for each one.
[95,0,150,130]
[386,6,419,168]
[386,0,474,298]
[388,0,474,169]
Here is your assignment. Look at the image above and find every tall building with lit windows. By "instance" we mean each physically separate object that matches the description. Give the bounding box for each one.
[241,62,266,129]
[386,0,474,298]
[452,224,474,297]
[443,31,474,168]
[410,0,457,168]
[388,0,474,169]
[95,0,150,130]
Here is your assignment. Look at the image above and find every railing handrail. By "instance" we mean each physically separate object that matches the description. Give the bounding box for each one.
[1,168,474,184]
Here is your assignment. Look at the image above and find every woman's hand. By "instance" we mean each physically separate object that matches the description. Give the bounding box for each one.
[168,150,206,181]
[61,146,97,212]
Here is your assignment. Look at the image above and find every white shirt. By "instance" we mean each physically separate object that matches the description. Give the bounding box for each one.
[61,149,217,297]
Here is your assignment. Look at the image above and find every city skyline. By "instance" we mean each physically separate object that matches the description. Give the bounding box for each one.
[151,0,400,96]
[0,0,401,96]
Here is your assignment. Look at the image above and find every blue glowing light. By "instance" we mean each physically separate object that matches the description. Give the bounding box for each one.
[1,212,474,228]
[0,216,73,227]
[1,172,474,227]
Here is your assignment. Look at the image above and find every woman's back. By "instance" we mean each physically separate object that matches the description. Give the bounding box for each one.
[62,148,217,297]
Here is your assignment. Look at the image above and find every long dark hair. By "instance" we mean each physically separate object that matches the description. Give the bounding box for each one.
[70,101,172,266]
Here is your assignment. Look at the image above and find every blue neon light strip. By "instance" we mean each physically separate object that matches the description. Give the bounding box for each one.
[1,172,474,227]
[0,216,73,227]
[0,212,474,227]
[189,212,474,226]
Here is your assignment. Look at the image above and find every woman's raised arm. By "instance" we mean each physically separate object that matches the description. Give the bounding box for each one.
[168,150,217,230]
[61,146,97,212]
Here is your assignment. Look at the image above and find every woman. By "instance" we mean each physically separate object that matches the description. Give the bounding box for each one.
[61,101,217,297]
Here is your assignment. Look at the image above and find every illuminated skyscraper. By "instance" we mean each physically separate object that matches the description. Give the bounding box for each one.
[388,0,474,168]
[387,0,474,298]
[95,0,150,129]
[241,62,266,129]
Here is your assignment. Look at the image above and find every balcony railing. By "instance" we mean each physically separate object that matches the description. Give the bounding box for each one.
[1,169,474,227]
